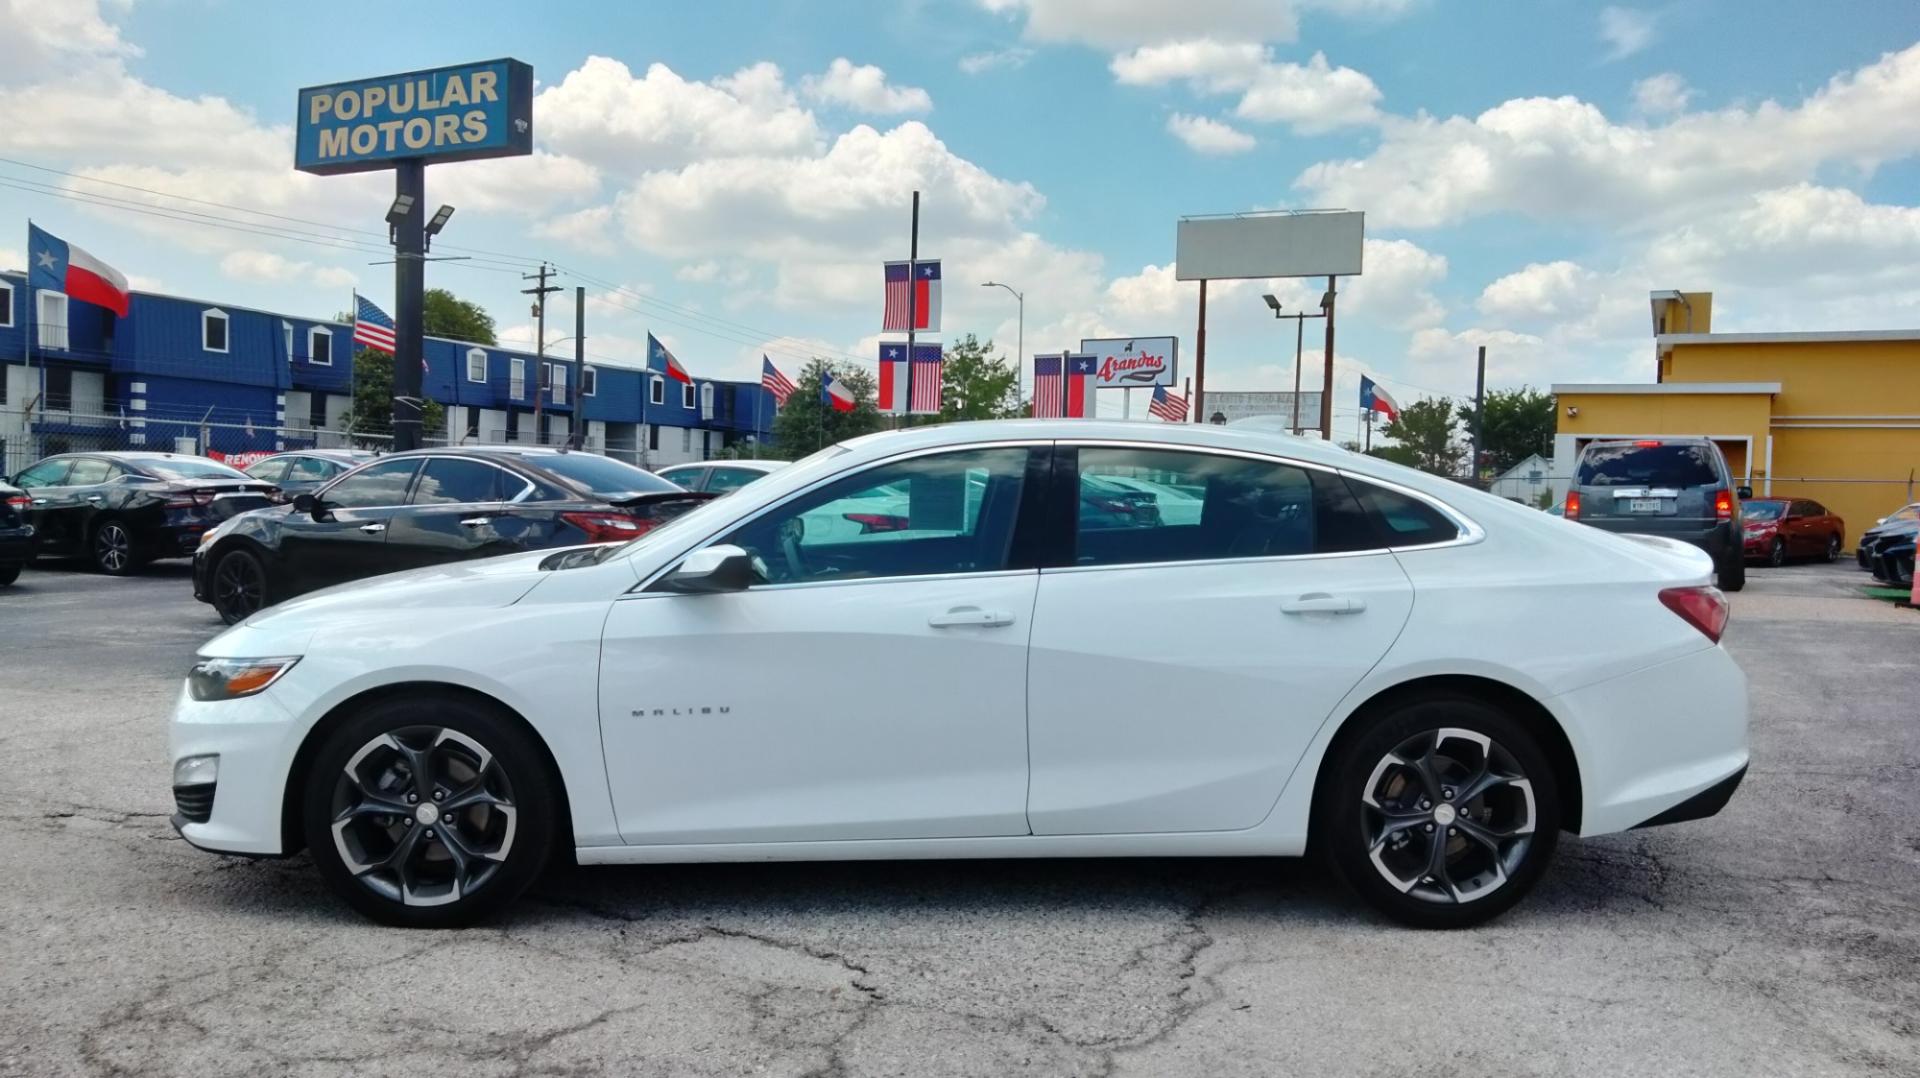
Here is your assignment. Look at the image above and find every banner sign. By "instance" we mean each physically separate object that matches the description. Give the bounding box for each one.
[1079,336,1178,388]
[296,59,533,175]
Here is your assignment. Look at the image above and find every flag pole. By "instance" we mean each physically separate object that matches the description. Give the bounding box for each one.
[903,190,919,430]
[753,371,762,459]
[26,220,42,460]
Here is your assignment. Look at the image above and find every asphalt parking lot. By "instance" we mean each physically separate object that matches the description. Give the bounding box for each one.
[1,559,1917,1077]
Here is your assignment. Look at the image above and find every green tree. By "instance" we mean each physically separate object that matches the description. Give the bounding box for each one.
[348,347,445,440]
[938,334,1024,422]
[769,358,884,457]
[1378,397,1463,475]
[1474,387,1557,475]
[1365,443,1422,468]
[423,288,497,344]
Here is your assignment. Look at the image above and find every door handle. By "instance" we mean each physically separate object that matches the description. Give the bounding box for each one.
[31,498,48,506]
[928,606,1015,629]
[459,517,492,528]
[85,494,104,503]
[1281,593,1365,615]
[358,523,387,534]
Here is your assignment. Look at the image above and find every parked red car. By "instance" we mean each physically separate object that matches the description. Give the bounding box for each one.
[1742,497,1846,566]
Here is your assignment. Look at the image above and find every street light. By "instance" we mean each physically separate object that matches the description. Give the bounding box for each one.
[1262,293,1326,436]
[980,281,1024,409]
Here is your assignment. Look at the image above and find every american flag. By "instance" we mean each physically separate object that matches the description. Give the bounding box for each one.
[910,342,942,414]
[761,356,797,406]
[881,259,941,332]
[352,293,395,354]
[1149,385,1189,422]
[1034,353,1097,418]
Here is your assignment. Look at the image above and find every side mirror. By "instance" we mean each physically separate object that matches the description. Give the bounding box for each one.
[1736,486,1753,500]
[656,543,761,594]
[290,492,321,516]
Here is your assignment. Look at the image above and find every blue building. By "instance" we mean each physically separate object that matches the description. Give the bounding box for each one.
[0,269,777,475]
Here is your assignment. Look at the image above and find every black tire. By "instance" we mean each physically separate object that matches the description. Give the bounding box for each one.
[210,548,268,625]
[91,518,136,575]
[0,563,18,586]
[1317,694,1561,929]
[1824,535,1841,563]
[1718,553,1746,592]
[1766,537,1786,568]
[302,694,557,928]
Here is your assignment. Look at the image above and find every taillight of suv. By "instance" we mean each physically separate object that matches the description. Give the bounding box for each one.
[1712,489,1733,522]
[1659,586,1729,643]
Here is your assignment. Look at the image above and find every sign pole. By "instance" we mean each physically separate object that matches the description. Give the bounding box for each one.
[1319,275,1336,440]
[1193,280,1208,423]
[390,159,426,452]
[1292,313,1305,435]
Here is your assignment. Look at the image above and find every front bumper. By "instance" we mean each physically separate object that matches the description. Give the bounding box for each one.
[168,684,305,856]
[1741,530,1779,558]
[191,549,212,603]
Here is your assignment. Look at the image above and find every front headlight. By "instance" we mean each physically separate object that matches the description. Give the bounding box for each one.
[187,657,300,701]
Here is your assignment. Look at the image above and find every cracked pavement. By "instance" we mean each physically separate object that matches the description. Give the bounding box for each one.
[2,559,1917,1077]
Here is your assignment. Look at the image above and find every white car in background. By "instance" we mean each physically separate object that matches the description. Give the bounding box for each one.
[170,420,1747,929]
[654,459,786,494]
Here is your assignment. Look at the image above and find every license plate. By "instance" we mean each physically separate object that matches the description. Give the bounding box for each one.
[1629,498,1662,513]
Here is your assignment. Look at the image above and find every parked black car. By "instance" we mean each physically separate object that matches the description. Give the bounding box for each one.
[193,446,714,623]
[241,449,376,500]
[8,452,279,575]
[0,480,33,586]
[1861,528,1917,587]
[1856,503,1919,570]
[1565,437,1749,591]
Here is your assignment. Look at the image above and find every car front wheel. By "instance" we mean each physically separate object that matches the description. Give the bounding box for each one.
[1319,695,1561,929]
[92,519,135,575]
[302,695,556,928]
[1767,537,1786,568]
[1825,535,1841,563]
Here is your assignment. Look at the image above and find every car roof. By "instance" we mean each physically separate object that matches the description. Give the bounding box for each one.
[269,449,371,461]
[663,460,783,473]
[834,418,1363,470]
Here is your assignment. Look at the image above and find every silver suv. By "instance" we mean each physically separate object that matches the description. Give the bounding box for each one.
[1567,437,1749,591]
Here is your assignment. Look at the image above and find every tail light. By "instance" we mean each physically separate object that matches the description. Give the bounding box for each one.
[1563,491,1581,519]
[1659,586,1728,643]
[165,489,218,510]
[4,494,28,510]
[560,511,654,543]
[1712,489,1733,522]
[843,512,908,534]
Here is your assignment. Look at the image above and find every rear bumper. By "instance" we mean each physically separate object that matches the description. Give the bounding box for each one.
[1632,765,1745,829]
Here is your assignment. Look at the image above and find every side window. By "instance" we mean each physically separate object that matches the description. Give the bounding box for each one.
[1347,478,1461,548]
[720,447,1030,585]
[703,467,759,493]
[65,458,113,485]
[1073,448,1332,567]
[320,459,420,509]
[660,467,706,491]
[15,460,73,488]
[410,458,506,505]
[289,456,337,482]
[245,458,291,483]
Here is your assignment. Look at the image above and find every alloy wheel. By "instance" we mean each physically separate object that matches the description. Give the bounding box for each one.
[1359,727,1536,905]
[1768,538,1786,567]
[212,553,265,623]
[329,726,518,907]
[1826,536,1840,563]
[94,523,131,573]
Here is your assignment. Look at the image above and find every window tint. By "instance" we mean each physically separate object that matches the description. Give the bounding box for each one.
[66,458,112,485]
[1347,478,1460,548]
[703,467,761,493]
[722,447,1029,584]
[1743,500,1787,521]
[288,456,339,482]
[411,458,506,505]
[657,466,705,490]
[246,458,291,483]
[322,459,419,509]
[533,452,676,498]
[15,460,71,488]
[1576,443,1720,488]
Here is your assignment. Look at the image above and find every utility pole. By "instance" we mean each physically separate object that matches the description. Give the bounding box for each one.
[1472,344,1487,481]
[1194,281,1208,423]
[1319,275,1336,440]
[904,190,920,429]
[572,285,586,449]
[521,263,559,444]
[390,161,426,452]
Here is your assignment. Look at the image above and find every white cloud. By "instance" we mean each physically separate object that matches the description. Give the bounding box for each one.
[1233,51,1382,132]
[0,0,138,87]
[218,249,357,290]
[0,246,24,273]
[533,57,822,173]
[1295,42,1920,229]
[801,59,932,114]
[1343,238,1447,329]
[1477,260,1600,323]
[1166,113,1256,155]
[980,0,1301,47]
[1110,39,1270,90]
[958,47,1034,75]
[534,205,617,255]
[1598,6,1656,61]
[1632,72,1691,115]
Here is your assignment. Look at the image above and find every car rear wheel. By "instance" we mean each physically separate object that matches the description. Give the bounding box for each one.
[92,519,135,575]
[302,695,557,928]
[1825,535,1841,563]
[211,548,268,624]
[0,564,18,586]
[1718,552,1746,591]
[1318,695,1561,929]
[1767,537,1786,568]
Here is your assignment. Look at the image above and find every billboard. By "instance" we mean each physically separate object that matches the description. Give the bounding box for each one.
[1201,390,1325,427]
[296,59,533,175]
[1174,210,1364,281]
[1079,336,1177,388]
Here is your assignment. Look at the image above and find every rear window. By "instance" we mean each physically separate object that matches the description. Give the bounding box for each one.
[1743,500,1787,521]
[527,453,679,498]
[140,458,251,481]
[1576,443,1721,488]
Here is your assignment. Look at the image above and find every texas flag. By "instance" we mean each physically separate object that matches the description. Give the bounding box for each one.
[877,342,909,414]
[1359,375,1401,422]
[647,332,692,384]
[28,224,130,317]
[821,370,858,413]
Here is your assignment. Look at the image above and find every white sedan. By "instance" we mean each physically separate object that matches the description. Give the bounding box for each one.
[170,420,1748,928]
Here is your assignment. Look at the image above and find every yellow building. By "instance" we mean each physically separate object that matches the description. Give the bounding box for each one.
[1551,291,1920,545]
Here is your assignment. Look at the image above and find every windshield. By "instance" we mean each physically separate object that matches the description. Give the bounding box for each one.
[1576,443,1720,488]
[1889,505,1920,523]
[530,453,679,498]
[141,458,252,481]
[1743,500,1787,521]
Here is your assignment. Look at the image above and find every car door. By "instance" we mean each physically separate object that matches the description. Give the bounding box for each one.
[1025,445,1416,836]
[381,456,525,570]
[597,444,1045,845]
[274,457,421,592]
[12,458,77,555]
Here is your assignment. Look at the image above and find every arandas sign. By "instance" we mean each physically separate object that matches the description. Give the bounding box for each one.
[1079,336,1179,389]
[295,59,533,175]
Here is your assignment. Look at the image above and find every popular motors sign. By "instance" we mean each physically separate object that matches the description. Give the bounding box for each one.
[295,59,533,175]
[1080,336,1178,388]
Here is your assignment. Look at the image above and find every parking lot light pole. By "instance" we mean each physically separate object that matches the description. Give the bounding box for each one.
[1263,294,1326,436]
[981,281,1024,409]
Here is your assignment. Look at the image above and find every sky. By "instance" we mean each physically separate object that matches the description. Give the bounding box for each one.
[3,0,1919,442]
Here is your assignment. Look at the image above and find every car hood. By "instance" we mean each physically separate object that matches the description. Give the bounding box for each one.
[243,548,554,630]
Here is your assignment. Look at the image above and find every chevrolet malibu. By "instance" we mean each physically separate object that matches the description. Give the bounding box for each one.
[170,421,1748,929]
